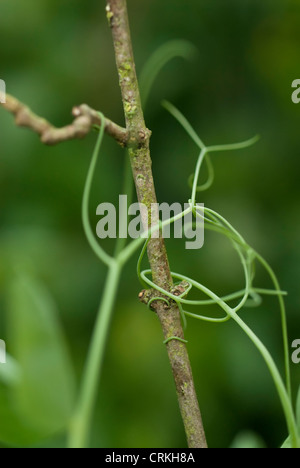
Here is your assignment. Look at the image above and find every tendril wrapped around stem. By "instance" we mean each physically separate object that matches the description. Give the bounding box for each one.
[78,100,299,448]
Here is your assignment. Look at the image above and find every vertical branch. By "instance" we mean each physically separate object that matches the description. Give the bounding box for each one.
[106,0,207,448]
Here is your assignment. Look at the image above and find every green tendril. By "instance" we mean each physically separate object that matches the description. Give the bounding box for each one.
[140,40,198,108]
[148,297,170,310]
[134,101,299,447]
[164,336,189,345]
[76,97,299,448]
[82,112,113,267]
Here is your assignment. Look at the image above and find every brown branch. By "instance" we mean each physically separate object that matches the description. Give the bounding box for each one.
[0,93,128,146]
[1,2,207,448]
[107,0,207,448]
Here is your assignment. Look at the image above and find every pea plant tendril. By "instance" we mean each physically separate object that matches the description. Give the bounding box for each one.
[2,1,298,450]
[68,93,300,448]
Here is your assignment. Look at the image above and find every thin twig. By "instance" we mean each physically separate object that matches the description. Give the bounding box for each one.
[107,0,207,448]
[0,2,207,448]
[0,93,128,146]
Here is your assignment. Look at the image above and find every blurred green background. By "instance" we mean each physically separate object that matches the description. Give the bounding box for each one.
[1,0,300,448]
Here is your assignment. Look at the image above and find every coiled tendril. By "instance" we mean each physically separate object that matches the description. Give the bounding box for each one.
[83,103,299,448]
[133,101,298,447]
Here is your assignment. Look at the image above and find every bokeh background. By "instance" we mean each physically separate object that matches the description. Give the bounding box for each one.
[1,0,300,448]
